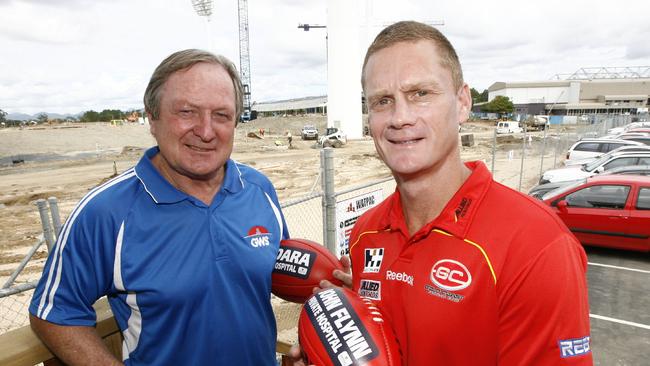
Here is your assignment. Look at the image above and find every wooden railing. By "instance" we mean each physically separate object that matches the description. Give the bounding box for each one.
[0,298,294,365]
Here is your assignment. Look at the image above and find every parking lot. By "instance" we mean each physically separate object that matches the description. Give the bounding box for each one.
[585,246,650,365]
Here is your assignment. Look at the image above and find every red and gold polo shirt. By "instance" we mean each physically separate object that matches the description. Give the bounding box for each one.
[349,161,592,365]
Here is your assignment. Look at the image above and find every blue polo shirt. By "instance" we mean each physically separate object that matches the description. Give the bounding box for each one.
[30,147,289,365]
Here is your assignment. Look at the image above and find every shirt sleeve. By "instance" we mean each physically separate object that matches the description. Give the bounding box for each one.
[29,201,117,326]
[497,234,593,365]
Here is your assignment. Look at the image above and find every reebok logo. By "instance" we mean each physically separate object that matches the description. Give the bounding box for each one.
[385,270,414,286]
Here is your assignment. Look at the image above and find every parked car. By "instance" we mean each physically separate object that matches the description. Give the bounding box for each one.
[300,125,319,140]
[564,138,643,165]
[529,180,582,200]
[540,151,650,184]
[603,165,650,177]
[496,121,523,134]
[620,136,650,145]
[606,122,650,135]
[529,164,650,199]
[564,145,650,166]
[541,175,650,252]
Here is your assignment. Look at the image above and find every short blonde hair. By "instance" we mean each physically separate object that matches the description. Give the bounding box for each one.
[362,21,464,91]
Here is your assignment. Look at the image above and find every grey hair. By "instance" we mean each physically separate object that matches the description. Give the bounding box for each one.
[144,49,243,122]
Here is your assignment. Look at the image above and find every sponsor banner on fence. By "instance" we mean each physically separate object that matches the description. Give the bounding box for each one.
[335,189,383,258]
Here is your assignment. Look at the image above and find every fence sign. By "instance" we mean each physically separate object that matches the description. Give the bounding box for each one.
[335,189,383,258]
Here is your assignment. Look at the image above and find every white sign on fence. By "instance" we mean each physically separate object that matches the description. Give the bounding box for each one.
[335,189,383,258]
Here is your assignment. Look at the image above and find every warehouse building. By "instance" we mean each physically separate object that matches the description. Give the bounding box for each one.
[253,96,327,117]
[486,67,650,116]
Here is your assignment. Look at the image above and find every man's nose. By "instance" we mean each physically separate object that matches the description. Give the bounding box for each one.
[391,97,416,128]
[193,112,217,140]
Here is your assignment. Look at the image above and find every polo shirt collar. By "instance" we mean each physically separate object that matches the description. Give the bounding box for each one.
[382,161,492,240]
[134,147,244,204]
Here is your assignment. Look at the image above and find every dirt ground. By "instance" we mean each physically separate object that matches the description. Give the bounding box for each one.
[0,115,551,337]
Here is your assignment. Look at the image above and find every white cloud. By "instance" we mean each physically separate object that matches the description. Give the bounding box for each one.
[1,0,650,114]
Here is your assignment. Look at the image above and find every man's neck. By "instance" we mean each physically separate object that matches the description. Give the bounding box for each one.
[152,154,224,205]
[396,159,471,237]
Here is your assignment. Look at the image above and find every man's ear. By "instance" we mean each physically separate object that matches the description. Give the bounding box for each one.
[147,112,156,136]
[457,84,471,124]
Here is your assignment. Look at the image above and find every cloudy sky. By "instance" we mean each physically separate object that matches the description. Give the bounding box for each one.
[1,0,649,115]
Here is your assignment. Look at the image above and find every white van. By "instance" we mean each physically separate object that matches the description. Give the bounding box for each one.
[496,121,523,134]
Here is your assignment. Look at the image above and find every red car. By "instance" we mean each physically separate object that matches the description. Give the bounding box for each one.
[542,175,650,252]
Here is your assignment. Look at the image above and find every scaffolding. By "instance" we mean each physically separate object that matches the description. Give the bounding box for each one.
[552,66,650,80]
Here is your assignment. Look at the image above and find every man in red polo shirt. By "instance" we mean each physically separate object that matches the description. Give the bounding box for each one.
[293,21,592,365]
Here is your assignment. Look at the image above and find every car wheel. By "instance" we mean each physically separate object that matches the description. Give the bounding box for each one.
[332,140,343,148]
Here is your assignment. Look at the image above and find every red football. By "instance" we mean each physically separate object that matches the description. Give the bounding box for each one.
[272,238,343,303]
[298,287,402,366]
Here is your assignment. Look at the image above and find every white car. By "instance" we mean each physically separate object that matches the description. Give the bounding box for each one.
[564,138,643,165]
[541,151,650,184]
[564,145,650,167]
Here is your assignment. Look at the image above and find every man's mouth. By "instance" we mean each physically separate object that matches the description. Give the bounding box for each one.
[389,138,423,145]
[186,144,213,152]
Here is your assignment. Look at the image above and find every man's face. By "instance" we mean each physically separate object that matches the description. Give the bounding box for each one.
[149,62,236,182]
[363,40,470,179]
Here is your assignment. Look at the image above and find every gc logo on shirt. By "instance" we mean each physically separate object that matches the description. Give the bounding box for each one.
[424,259,472,303]
[245,226,272,247]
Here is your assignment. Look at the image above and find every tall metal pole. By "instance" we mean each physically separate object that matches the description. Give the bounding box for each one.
[320,148,336,254]
[36,199,55,251]
[539,126,548,179]
[518,127,527,191]
[491,128,497,174]
[48,197,62,239]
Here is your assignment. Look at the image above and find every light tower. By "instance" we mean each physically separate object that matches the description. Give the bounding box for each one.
[191,0,213,17]
[238,0,252,121]
[191,0,214,52]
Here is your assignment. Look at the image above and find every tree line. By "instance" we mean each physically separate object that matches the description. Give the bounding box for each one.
[0,108,142,126]
[471,88,514,114]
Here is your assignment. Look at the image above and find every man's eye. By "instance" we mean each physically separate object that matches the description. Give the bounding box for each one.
[213,112,231,120]
[179,109,193,116]
[415,90,428,97]
[377,98,391,106]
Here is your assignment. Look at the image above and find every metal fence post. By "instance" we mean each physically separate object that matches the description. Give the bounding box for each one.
[36,199,55,251]
[518,127,526,191]
[320,148,336,254]
[539,125,548,179]
[48,197,62,239]
[491,128,497,174]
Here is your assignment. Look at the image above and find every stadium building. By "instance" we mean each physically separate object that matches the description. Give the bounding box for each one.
[486,67,650,116]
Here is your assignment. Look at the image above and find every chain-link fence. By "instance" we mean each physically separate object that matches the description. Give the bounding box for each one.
[486,113,639,193]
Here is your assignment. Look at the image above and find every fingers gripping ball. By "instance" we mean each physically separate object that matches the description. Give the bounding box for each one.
[298,287,402,366]
[272,238,344,303]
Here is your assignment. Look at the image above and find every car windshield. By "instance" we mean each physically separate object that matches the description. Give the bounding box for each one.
[542,178,587,201]
[584,154,611,172]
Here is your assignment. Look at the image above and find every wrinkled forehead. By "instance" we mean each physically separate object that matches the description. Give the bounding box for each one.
[362,40,446,89]
[363,40,452,94]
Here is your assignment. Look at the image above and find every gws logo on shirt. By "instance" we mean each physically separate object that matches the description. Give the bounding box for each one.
[430,259,472,291]
[245,226,272,248]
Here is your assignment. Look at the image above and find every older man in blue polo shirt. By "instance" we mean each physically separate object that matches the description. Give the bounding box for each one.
[29,49,289,365]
